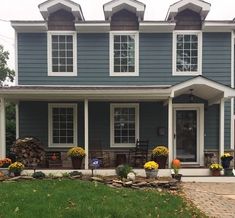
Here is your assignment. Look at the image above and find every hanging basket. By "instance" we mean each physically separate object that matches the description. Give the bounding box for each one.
[71,157,83,169]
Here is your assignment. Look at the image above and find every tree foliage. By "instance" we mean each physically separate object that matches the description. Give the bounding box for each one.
[0,45,14,86]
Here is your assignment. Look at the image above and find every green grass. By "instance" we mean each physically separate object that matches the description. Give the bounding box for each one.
[0,179,204,218]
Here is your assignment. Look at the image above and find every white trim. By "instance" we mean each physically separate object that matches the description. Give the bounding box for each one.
[110,103,139,148]
[139,22,176,33]
[84,99,89,170]
[47,31,77,77]
[168,98,173,167]
[0,98,6,158]
[15,103,19,139]
[48,103,78,148]
[11,22,48,32]
[202,22,235,32]
[103,0,145,21]
[166,0,210,21]
[173,104,204,166]
[109,31,139,77]
[219,98,225,162]
[172,31,202,76]
[39,0,84,21]
[231,31,234,150]
[15,31,18,85]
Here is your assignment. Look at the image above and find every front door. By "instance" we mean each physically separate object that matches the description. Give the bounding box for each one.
[173,105,203,165]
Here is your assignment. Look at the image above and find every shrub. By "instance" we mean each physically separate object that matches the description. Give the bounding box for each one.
[32,171,46,179]
[116,164,133,179]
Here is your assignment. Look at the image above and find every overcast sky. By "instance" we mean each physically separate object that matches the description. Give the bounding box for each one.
[1,0,235,69]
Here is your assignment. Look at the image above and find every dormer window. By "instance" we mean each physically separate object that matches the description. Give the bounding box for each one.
[48,31,77,76]
[110,31,139,76]
[173,31,202,76]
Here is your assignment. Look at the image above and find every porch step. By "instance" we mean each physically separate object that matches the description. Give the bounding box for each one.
[182,176,235,183]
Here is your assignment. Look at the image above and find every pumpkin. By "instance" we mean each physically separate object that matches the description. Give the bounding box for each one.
[171,159,181,169]
[0,172,4,177]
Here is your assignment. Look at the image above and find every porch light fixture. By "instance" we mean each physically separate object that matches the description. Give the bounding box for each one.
[189,89,194,102]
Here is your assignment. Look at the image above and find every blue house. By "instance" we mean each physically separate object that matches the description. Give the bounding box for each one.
[0,0,235,170]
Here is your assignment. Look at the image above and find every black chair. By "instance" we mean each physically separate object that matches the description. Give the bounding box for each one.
[129,139,149,167]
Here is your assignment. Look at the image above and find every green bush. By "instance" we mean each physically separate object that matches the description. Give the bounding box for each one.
[116,164,133,179]
[32,171,46,179]
[69,171,83,177]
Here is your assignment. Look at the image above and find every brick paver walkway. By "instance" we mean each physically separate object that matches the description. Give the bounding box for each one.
[182,183,235,218]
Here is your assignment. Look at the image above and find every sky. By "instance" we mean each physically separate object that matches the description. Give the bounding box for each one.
[1,0,235,70]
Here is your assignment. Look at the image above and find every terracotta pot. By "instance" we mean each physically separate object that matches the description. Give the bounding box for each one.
[71,157,83,169]
[211,170,221,176]
[152,155,168,169]
[145,169,158,179]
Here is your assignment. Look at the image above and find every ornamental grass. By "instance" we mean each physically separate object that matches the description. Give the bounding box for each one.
[67,146,86,157]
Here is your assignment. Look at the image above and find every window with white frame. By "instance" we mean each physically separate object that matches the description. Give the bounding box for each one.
[48,104,77,147]
[48,32,77,76]
[110,32,139,76]
[110,104,139,147]
[173,31,202,76]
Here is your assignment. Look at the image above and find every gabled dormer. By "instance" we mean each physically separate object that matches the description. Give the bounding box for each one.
[39,0,84,31]
[166,0,211,30]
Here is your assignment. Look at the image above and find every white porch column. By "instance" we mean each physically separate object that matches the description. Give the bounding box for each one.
[0,97,6,158]
[168,97,173,167]
[84,99,89,169]
[219,98,225,162]
[15,103,19,139]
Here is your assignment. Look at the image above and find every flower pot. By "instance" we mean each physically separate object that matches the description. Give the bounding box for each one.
[211,170,221,176]
[171,174,182,182]
[221,159,231,169]
[152,155,167,169]
[145,169,158,179]
[71,157,83,169]
[224,168,234,176]
[13,171,22,177]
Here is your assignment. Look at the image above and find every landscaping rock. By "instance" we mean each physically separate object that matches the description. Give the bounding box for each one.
[133,181,148,187]
[123,181,133,187]
[111,182,123,188]
[71,175,82,179]
[157,188,163,192]
[7,176,21,181]
[91,177,104,183]
[112,179,123,184]
[20,176,34,180]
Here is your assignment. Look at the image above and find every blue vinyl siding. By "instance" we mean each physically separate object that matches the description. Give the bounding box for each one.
[19,101,221,150]
[18,32,231,86]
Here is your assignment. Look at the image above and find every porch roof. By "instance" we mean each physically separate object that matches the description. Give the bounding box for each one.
[0,76,235,103]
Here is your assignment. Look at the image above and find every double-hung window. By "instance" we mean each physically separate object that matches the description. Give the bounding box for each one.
[110,104,139,147]
[173,31,202,76]
[48,103,77,147]
[110,31,139,76]
[48,31,77,76]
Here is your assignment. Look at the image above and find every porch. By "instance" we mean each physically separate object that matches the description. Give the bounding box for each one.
[0,76,235,170]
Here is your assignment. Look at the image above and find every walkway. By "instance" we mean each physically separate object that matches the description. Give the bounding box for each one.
[182,183,235,218]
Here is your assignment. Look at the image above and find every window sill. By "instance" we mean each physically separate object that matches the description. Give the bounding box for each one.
[110,73,139,77]
[48,72,77,77]
[172,72,202,76]
[110,144,136,148]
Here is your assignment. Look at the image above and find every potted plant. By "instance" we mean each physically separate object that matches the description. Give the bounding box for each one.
[144,161,159,179]
[221,153,233,169]
[8,162,25,176]
[0,158,12,168]
[171,159,182,181]
[151,146,168,169]
[209,163,222,176]
[67,147,86,169]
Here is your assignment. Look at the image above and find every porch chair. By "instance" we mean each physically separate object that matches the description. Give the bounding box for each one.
[128,139,149,167]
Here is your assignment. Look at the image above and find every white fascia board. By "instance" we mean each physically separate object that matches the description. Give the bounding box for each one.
[202,22,235,32]
[39,0,84,21]
[103,0,145,20]
[75,23,110,33]
[166,0,210,21]
[11,21,48,32]
[139,22,175,32]
[170,76,235,98]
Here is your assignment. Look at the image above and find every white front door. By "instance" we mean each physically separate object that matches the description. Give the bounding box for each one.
[173,104,204,165]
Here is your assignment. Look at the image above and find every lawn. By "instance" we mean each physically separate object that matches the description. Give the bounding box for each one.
[0,179,204,218]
